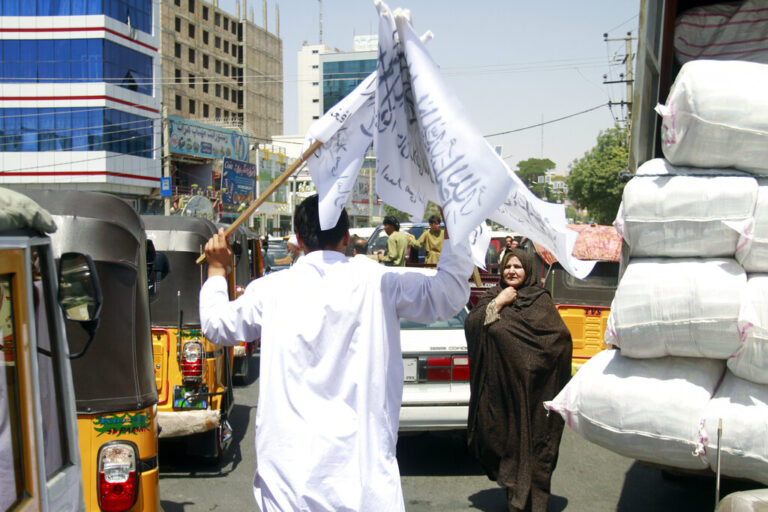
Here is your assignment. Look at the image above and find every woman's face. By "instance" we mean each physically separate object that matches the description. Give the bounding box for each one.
[502,256,526,289]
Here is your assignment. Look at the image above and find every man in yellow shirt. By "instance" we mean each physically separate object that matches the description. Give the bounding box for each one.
[377,216,418,266]
[412,214,444,265]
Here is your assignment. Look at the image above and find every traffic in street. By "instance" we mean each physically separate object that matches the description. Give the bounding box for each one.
[158,357,762,512]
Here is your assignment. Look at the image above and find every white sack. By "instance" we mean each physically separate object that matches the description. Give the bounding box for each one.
[657,59,768,173]
[700,370,768,485]
[605,258,745,359]
[736,180,768,272]
[545,349,724,470]
[728,275,768,384]
[614,159,757,258]
[675,0,768,65]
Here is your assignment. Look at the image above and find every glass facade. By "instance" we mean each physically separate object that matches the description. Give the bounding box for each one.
[0,0,152,35]
[322,59,376,112]
[0,39,152,95]
[0,108,154,157]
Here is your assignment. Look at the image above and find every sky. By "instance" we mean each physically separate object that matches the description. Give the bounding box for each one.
[219,0,641,173]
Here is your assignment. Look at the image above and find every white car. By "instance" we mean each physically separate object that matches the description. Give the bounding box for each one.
[399,307,470,431]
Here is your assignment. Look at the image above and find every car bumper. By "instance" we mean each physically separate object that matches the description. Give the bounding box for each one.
[399,403,469,431]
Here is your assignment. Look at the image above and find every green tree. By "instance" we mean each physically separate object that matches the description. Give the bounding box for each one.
[516,158,556,199]
[382,203,410,223]
[567,126,628,225]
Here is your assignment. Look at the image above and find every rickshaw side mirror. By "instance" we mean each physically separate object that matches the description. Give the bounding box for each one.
[58,252,102,359]
[147,252,170,302]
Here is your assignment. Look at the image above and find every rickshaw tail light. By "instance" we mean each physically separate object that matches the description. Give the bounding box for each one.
[182,341,203,380]
[97,442,139,512]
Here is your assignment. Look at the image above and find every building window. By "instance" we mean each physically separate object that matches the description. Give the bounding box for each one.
[175,95,182,110]
[312,98,319,103]
[203,31,209,45]
[214,36,221,49]
[202,54,209,68]
[174,43,182,59]
[202,78,209,93]
[203,6,209,20]
[189,74,195,88]
[175,17,181,32]
[312,82,318,86]
[175,69,181,84]
[233,90,238,104]
[189,99,195,114]
[232,45,237,57]
[312,65,318,69]
[203,103,209,117]
[215,107,221,118]
[215,84,221,97]
[174,0,180,5]
[232,23,237,35]
[312,49,318,54]
[223,63,229,76]
[224,40,229,53]
[188,0,194,13]
[188,48,195,63]
[215,60,221,73]
[214,12,220,26]
[312,115,319,120]
[223,87,229,100]
[188,24,195,38]
[223,18,229,31]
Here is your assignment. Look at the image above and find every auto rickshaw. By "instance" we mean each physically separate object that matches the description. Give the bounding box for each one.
[0,188,102,512]
[527,224,622,371]
[141,215,233,460]
[20,189,159,512]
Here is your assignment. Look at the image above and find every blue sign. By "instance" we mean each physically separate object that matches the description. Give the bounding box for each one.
[160,177,172,197]
[221,158,256,206]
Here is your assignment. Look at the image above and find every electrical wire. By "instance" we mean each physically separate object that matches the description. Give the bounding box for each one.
[483,103,608,137]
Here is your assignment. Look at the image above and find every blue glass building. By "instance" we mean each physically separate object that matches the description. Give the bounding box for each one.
[0,0,161,199]
[321,52,377,114]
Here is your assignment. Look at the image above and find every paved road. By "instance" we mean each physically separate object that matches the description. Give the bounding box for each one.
[159,356,761,511]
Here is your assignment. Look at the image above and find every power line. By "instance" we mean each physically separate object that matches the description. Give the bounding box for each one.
[483,103,608,137]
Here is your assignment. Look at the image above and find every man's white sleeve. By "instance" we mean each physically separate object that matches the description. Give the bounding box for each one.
[199,275,262,346]
[385,239,473,323]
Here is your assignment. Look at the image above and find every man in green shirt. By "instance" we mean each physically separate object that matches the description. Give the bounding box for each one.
[377,216,417,266]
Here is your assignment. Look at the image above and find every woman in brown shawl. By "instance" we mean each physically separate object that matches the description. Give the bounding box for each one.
[465,248,572,512]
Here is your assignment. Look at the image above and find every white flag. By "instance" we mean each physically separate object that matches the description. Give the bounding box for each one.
[305,74,376,231]
[394,12,595,279]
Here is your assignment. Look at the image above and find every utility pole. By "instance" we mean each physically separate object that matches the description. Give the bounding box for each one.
[603,31,635,139]
[318,0,323,44]
[163,106,171,216]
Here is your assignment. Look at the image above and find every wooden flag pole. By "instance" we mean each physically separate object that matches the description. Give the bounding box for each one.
[196,139,324,264]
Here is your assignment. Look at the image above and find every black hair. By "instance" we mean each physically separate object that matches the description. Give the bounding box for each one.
[352,235,368,254]
[382,215,400,231]
[294,194,349,251]
[428,214,441,224]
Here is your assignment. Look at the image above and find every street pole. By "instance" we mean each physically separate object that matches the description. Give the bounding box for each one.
[163,106,171,216]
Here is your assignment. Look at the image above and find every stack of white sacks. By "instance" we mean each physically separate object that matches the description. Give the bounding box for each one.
[546,59,768,483]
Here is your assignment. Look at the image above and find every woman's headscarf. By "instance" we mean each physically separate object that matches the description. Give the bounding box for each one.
[498,247,546,307]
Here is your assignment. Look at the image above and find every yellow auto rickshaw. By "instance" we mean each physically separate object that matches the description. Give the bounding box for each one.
[0,188,103,511]
[23,189,162,512]
[142,215,233,461]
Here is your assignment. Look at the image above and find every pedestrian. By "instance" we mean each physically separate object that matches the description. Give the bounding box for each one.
[464,248,572,512]
[346,234,369,257]
[377,215,418,266]
[199,194,473,511]
[412,214,445,265]
[274,234,302,266]
[497,235,520,264]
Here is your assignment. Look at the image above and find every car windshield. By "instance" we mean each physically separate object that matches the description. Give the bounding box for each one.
[400,308,467,330]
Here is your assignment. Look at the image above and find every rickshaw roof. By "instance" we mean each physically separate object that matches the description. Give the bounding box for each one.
[20,189,142,240]
[533,224,622,265]
[142,214,218,252]
[0,187,56,234]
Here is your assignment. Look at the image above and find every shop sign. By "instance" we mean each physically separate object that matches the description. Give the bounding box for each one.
[168,116,248,161]
[221,158,256,205]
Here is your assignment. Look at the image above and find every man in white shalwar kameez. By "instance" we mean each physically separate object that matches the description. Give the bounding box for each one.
[200,194,473,511]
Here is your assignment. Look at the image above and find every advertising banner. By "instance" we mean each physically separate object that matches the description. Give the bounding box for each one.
[221,158,256,206]
[169,116,249,161]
